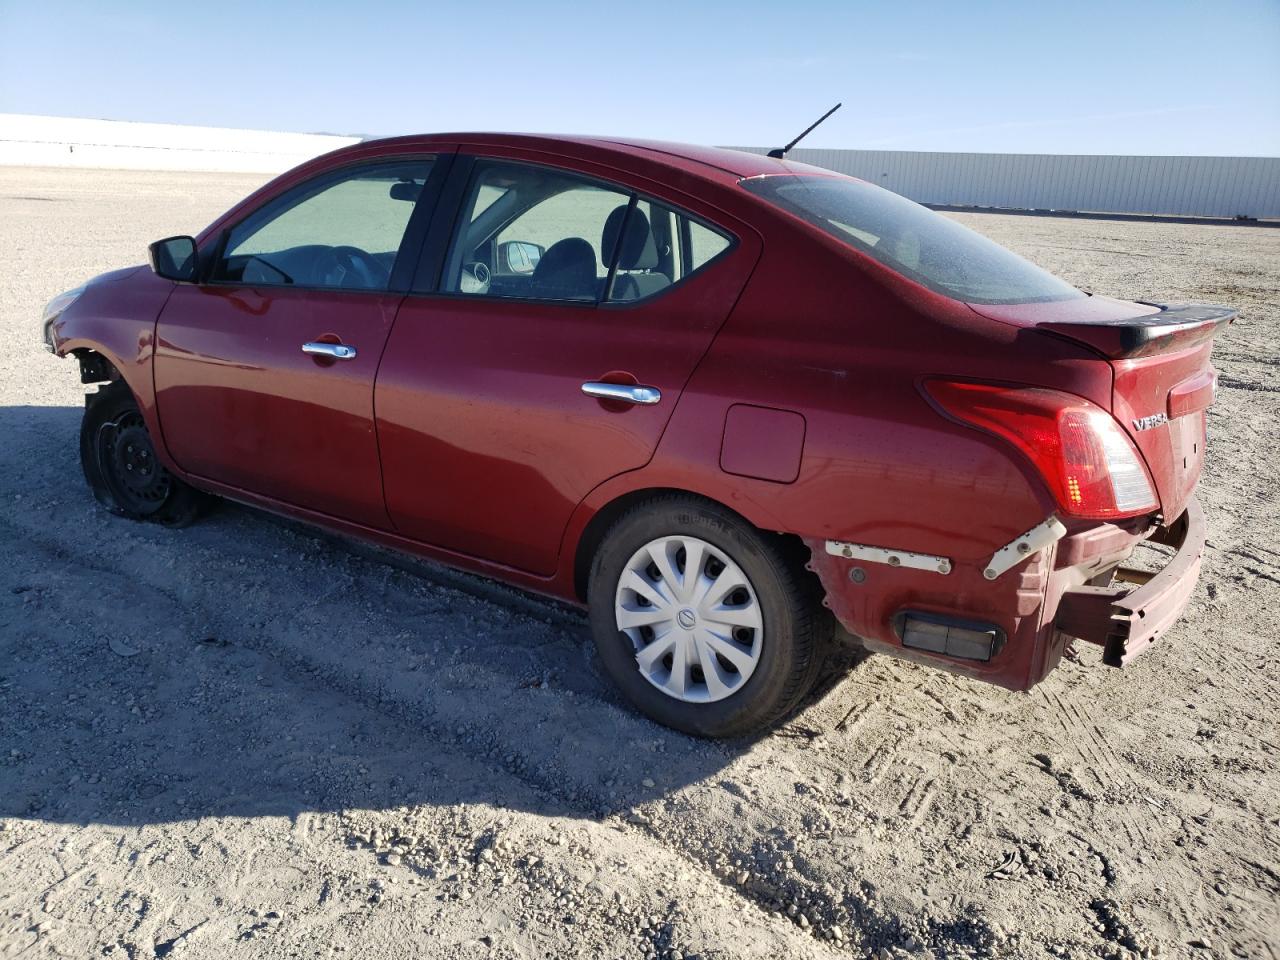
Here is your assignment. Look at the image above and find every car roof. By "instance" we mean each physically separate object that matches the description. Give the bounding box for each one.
[350,132,836,184]
[198,133,847,248]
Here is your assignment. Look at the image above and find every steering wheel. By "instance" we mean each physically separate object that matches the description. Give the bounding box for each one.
[315,245,390,289]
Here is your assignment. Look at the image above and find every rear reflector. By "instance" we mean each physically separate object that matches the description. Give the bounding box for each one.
[926,380,1159,520]
[894,611,1005,662]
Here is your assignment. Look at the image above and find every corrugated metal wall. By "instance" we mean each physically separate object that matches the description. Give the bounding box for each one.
[731,147,1280,219]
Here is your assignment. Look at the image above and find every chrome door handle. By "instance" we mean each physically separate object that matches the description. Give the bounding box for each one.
[581,381,661,405]
[302,341,357,360]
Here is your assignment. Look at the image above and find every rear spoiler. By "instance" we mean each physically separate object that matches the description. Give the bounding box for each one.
[1040,303,1236,360]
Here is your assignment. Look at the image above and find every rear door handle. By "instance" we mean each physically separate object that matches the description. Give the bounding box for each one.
[581,381,661,405]
[302,341,357,360]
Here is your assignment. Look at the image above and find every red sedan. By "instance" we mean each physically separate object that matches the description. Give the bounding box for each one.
[43,134,1231,737]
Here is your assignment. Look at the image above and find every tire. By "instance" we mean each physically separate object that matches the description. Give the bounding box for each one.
[587,495,832,738]
[79,381,207,527]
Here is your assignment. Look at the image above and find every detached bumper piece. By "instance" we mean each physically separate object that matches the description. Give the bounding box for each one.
[1055,498,1205,666]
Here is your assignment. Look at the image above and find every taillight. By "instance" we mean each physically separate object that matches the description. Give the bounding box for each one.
[925,380,1158,520]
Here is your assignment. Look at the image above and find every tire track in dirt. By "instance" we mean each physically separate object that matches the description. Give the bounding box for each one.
[2,509,838,960]
[3,507,867,955]
[3,484,1017,955]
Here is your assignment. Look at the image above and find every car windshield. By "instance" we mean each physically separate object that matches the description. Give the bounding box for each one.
[741,174,1084,305]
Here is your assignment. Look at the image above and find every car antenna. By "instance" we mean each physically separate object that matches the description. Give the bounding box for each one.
[767,102,842,159]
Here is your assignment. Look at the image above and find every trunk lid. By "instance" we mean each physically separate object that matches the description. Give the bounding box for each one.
[969,297,1235,521]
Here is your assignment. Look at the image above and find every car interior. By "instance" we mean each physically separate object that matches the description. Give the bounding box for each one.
[212,165,430,291]
[225,243,399,289]
[455,203,676,302]
[208,159,729,301]
[446,165,694,303]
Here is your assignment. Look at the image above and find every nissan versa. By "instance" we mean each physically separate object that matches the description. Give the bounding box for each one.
[42,134,1232,737]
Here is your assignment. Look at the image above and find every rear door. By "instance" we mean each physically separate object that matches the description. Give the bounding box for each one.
[375,153,759,575]
[155,155,449,527]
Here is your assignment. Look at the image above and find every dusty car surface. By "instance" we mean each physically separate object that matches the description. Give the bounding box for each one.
[43,134,1233,737]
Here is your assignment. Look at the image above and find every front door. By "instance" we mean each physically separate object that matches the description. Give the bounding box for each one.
[376,155,757,574]
[154,156,442,528]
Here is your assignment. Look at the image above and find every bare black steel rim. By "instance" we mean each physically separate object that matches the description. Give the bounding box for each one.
[96,411,171,515]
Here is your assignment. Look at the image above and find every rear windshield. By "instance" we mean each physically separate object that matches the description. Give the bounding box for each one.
[741,175,1084,305]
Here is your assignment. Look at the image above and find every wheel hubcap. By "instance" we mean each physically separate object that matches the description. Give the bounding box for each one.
[615,535,764,704]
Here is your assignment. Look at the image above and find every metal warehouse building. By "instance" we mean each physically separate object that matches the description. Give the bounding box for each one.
[4,115,1276,219]
[735,147,1280,220]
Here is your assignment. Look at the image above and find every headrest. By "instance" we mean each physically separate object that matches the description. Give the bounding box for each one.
[602,205,658,270]
[530,237,597,299]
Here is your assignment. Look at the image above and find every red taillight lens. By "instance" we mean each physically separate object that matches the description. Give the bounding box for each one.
[925,380,1158,520]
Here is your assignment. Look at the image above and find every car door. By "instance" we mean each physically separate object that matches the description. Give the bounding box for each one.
[154,155,448,528]
[375,153,759,575]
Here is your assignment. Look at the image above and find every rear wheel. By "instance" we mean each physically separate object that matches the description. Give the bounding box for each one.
[80,382,207,526]
[587,496,831,738]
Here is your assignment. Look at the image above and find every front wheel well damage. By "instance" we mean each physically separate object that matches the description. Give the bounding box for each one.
[71,349,120,386]
[570,486,819,603]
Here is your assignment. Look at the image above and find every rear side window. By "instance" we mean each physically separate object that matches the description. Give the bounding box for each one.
[616,200,732,295]
[686,220,732,271]
[440,159,734,304]
[741,175,1083,305]
[216,159,432,290]
[442,162,630,302]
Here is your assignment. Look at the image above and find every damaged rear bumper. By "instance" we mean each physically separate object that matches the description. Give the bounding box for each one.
[1053,498,1205,666]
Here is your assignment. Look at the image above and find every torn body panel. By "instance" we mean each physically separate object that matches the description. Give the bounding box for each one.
[804,532,1056,691]
[806,499,1203,689]
[49,265,176,472]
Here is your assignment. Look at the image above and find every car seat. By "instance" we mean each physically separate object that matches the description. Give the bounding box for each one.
[530,237,597,300]
[602,205,671,301]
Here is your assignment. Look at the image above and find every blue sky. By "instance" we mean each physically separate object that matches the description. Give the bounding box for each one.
[2,0,1277,155]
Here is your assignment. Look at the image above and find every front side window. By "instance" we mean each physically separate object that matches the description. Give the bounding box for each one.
[215,159,433,291]
[441,160,734,304]
[741,175,1084,305]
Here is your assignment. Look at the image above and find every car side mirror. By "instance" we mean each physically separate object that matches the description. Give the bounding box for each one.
[148,235,199,282]
[498,240,544,275]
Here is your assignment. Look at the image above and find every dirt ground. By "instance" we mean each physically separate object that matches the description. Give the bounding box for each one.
[1,166,1277,960]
